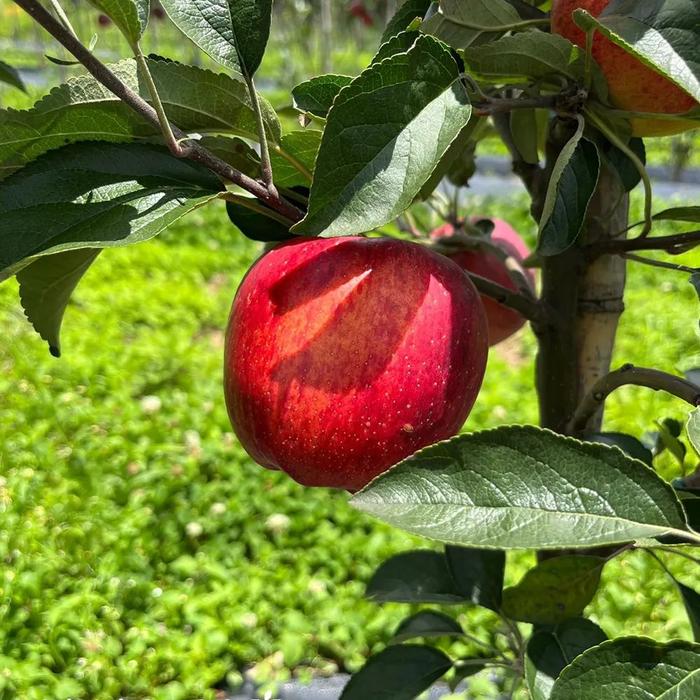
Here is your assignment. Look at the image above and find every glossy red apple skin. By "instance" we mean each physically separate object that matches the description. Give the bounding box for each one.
[551,0,697,137]
[432,219,535,346]
[224,236,488,491]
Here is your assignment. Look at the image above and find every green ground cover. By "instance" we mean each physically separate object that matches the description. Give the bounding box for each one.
[1,192,698,699]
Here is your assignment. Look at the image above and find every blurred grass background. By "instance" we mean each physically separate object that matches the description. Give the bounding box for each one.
[1,1,700,699]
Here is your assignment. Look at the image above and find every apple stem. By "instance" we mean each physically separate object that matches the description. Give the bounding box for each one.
[568,364,700,434]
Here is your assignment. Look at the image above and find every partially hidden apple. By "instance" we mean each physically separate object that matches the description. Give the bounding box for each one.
[431,218,535,346]
[552,0,698,137]
[224,236,488,491]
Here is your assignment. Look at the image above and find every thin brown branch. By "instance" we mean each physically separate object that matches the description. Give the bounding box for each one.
[590,230,700,256]
[467,272,545,325]
[13,0,304,223]
[569,364,700,434]
[622,253,698,274]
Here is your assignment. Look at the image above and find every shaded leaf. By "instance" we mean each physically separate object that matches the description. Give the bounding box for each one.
[525,619,607,700]
[291,75,353,118]
[340,645,452,700]
[269,131,320,188]
[0,60,26,93]
[654,206,700,223]
[510,108,540,164]
[689,408,700,458]
[17,250,100,357]
[225,198,296,242]
[392,611,463,643]
[538,135,600,256]
[550,637,700,699]
[605,137,646,192]
[422,0,521,49]
[0,57,280,178]
[0,141,222,278]
[373,30,421,64]
[381,0,432,43]
[366,550,463,604]
[677,581,700,642]
[351,426,687,550]
[293,35,471,237]
[502,556,604,624]
[444,545,504,611]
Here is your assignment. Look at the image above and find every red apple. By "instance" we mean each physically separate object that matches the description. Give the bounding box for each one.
[224,236,488,491]
[551,0,698,137]
[431,219,535,346]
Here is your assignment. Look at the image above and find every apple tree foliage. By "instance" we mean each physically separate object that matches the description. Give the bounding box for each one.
[3,0,700,697]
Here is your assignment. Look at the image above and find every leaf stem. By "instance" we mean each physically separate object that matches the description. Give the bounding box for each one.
[589,229,700,256]
[12,0,304,223]
[583,27,594,93]
[132,43,190,157]
[621,253,698,274]
[48,0,77,38]
[245,73,278,197]
[569,364,700,434]
[584,107,653,237]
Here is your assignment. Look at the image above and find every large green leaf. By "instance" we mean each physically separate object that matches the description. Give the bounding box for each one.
[17,250,100,357]
[502,556,604,624]
[392,611,464,643]
[0,60,26,94]
[444,546,504,612]
[351,426,688,550]
[525,619,607,700]
[688,408,700,457]
[0,57,280,178]
[550,638,700,699]
[269,130,320,188]
[293,34,471,237]
[88,0,150,44]
[537,134,600,257]
[0,141,222,279]
[580,0,700,102]
[291,75,353,118]
[381,0,432,43]
[421,0,522,49]
[462,32,599,88]
[160,0,271,76]
[340,645,452,700]
[365,550,464,604]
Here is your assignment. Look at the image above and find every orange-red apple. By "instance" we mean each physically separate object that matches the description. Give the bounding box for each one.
[431,219,535,346]
[224,236,488,491]
[552,0,698,137]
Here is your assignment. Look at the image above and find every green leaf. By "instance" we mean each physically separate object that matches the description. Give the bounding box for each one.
[293,34,471,237]
[654,206,700,223]
[0,141,222,278]
[538,134,600,257]
[604,137,646,192]
[17,249,100,357]
[549,638,700,699]
[291,75,353,118]
[198,135,261,177]
[525,619,607,700]
[462,32,601,90]
[392,611,464,643]
[688,409,700,458]
[225,198,296,243]
[510,108,540,165]
[340,645,452,700]
[444,546,504,612]
[578,0,700,102]
[373,30,421,64]
[677,581,700,642]
[422,0,522,49]
[366,550,464,604]
[269,131,320,189]
[656,418,687,470]
[160,0,271,76]
[0,60,26,93]
[351,426,687,550]
[88,0,150,44]
[0,57,281,178]
[583,432,653,467]
[502,556,604,624]
[381,0,432,43]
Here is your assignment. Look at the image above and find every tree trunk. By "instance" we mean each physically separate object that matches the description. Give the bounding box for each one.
[537,160,629,434]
